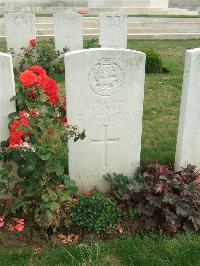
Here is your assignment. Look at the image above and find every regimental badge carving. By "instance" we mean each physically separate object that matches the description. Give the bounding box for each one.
[15,16,25,29]
[108,16,121,30]
[89,57,124,96]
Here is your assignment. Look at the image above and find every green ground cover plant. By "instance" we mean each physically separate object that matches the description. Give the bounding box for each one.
[70,192,121,232]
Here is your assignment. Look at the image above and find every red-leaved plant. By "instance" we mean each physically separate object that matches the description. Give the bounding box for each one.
[104,164,200,234]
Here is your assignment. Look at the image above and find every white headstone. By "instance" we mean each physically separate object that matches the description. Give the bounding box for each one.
[175,48,200,170]
[65,48,146,192]
[54,12,83,52]
[99,13,127,49]
[4,12,36,51]
[0,53,16,142]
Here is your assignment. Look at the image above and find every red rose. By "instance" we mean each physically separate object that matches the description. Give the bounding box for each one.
[28,66,47,80]
[9,120,24,146]
[29,39,37,47]
[15,223,25,232]
[43,76,59,96]
[20,117,30,126]
[49,94,60,106]
[19,70,38,88]
[9,132,24,147]
[9,115,31,147]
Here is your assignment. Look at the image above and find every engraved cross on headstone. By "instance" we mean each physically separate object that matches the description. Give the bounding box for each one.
[91,125,119,167]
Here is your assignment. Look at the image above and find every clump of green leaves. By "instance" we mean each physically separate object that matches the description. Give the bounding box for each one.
[84,38,100,49]
[141,48,162,74]
[70,192,121,232]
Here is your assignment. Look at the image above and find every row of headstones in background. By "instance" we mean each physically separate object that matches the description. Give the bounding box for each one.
[1,47,199,192]
[4,12,127,53]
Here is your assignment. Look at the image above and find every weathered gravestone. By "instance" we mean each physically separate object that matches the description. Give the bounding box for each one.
[175,48,200,170]
[65,48,146,192]
[0,53,16,142]
[54,12,83,52]
[4,12,36,51]
[99,13,127,49]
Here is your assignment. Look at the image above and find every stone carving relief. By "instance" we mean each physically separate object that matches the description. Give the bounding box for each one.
[89,57,124,96]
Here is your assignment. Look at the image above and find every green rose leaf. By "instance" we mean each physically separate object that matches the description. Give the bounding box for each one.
[48,189,58,201]
[42,194,50,203]
[44,209,53,221]
[40,202,50,210]
[49,202,59,211]
[59,191,72,203]
[37,145,51,161]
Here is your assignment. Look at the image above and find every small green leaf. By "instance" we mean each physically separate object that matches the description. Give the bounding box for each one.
[49,202,59,211]
[42,194,49,203]
[48,189,58,201]
[44,209,53,221]
[40,202,50,210]
[37,145,51,161]
[8,112,18,120]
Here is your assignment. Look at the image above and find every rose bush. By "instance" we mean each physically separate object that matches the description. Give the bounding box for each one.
[10,39,68,75]
[0,66,85,230]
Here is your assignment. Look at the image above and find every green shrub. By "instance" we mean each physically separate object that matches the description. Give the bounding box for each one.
[142,48,162,74]
[84,39,100,49]
[70,192,121,232]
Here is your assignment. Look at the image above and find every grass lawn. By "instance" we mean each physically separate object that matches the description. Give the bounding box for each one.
[2,39,200,164]
[128,39,200,164]
[0,233,200,265]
